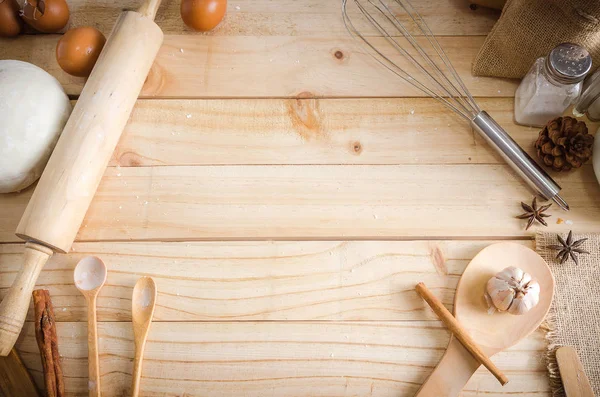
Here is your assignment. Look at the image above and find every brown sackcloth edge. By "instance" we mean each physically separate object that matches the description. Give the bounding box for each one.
[535,233,564,397]
[534,231,600,397]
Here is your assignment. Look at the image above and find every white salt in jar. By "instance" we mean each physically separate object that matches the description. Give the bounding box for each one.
[514,43,592,127]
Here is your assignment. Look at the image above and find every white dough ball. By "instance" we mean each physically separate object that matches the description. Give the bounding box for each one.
[0,60,72,193]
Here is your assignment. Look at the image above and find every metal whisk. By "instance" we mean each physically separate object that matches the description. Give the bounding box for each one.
[342,0,569,210]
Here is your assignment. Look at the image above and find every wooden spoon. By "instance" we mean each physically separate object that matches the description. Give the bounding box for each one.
[556,346,594,397]
[74,256,107,397]
[415,242,555,396]
[131,277,157,397]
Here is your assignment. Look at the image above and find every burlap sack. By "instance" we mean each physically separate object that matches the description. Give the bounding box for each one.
[536,232,600,396]
[472,0,600,79]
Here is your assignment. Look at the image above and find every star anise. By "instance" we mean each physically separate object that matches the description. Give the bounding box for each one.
[516,197,551,230]
[548,230,589,265]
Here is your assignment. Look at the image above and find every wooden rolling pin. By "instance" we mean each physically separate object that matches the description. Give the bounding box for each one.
[0,0,164,356]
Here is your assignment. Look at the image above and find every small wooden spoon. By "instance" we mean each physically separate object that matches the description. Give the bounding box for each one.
[556,346,594,397]
[74,256,107,397]
[131,277,157,397]
[415,242,555,396]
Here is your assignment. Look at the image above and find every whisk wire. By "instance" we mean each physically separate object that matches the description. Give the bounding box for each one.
[341,0,481,120]
[366,0,474,117]
[342,0,567,210]
[394,0,480,113]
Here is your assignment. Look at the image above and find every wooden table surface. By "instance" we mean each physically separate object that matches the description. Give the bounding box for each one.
[2,1,600,396]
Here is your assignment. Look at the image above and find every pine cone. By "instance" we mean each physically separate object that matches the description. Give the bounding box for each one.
[534,116,594,172]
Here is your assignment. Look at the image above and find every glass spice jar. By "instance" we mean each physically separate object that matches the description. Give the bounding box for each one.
[574,67,600,121]
[514,43,592,127]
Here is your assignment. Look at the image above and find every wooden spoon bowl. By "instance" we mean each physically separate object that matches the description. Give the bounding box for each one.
[416,242,555,396]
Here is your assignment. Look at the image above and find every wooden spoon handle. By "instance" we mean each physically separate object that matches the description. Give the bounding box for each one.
[87,297,101,397]
[131,348,145,397]
[556,346,594,397]
[414,336,481,397]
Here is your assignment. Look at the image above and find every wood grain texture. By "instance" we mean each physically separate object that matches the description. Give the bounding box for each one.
[415,283,508,386]
[1,164,599,243]
[15,12,163,254]
[0,348,40,396]
[43,0,500,36]
[556,346,594,397]
[13,321,549,397]
[108,98,599,167]
[0,240,530,322]
[0,35,515,98]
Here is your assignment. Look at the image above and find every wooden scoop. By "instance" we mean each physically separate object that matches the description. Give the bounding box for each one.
[131,277,157,397]
[74,256,107,397]
[415,242,555,396]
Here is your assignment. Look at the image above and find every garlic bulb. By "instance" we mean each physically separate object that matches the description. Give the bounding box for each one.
[485,266,540,315]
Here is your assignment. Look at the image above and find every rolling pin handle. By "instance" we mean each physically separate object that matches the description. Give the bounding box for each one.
[137,0,163,19]
[0,242,53,356]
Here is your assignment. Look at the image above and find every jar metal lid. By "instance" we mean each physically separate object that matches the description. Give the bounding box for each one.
[545,43,592,85]
[574,67,600,121]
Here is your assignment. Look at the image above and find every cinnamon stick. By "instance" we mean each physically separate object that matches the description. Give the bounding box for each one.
[32,290,64,397]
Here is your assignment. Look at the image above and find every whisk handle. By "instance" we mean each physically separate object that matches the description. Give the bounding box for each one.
[470,111,568,210]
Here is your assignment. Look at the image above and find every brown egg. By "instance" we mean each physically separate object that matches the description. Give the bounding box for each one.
[181,0,226,32]
[56,26,106,77]
[22,0,69,33]
[0,0,23,37]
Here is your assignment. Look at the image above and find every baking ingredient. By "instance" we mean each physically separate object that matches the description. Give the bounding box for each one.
[547,230,589,265]
[516,197,551,230]
[535,116,593,172]
[0,60,72,193]
[181,0,226,32]
[32,289,65,397]
[21,0,69,33]
[514,44,591,127]
[485,266,540,315]
[514,58,583,127]
[56,26,106,77]
[0,0,23,37]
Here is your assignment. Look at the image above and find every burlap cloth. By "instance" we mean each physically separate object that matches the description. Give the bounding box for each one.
[472,0,600,79]
[536,232,600,396]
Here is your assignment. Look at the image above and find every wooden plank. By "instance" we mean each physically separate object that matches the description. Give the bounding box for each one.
[110,98,598,167]
[0,240,532,322]
[0,348,40,396]
[1,164,598,243]
[52,0,500,37]
[14,321,550,396]
[0,35,516,98]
